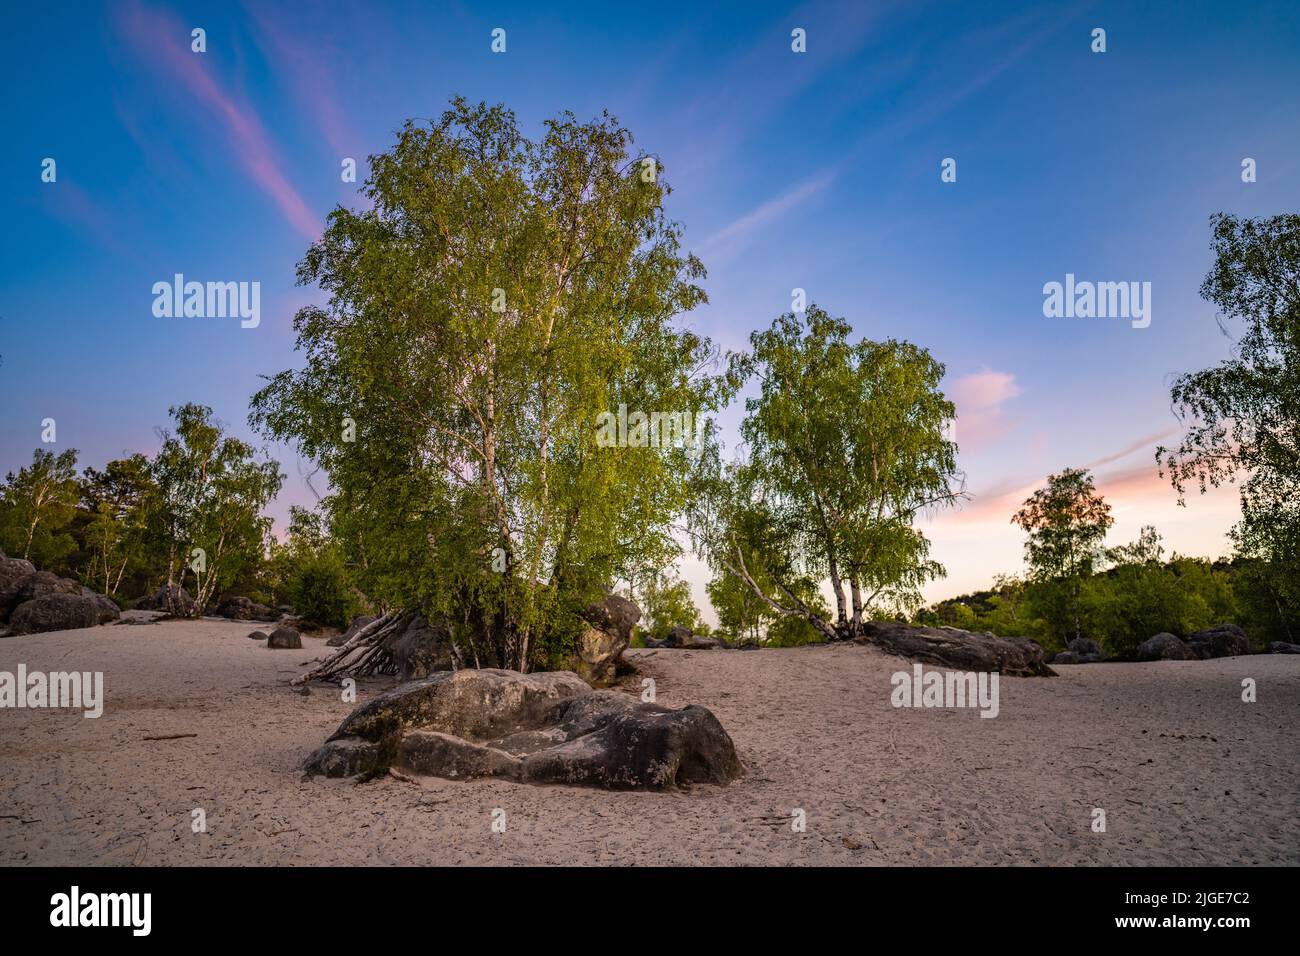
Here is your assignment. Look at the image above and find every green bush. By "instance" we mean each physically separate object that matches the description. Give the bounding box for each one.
[291,550,359,629]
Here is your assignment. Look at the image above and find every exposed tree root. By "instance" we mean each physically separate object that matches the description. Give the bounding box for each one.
[290,611,406,685]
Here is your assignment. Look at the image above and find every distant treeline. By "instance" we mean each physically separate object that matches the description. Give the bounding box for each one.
[912,533,1291,654]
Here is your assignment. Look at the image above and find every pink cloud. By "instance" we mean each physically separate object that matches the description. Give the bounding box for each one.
[948,368,1023,450]
[117,1,319,240]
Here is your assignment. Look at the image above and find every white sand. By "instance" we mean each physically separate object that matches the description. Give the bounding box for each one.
[1,616,1295,865]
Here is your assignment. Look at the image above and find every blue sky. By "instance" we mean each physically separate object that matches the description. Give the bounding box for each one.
[3,0,1299,612]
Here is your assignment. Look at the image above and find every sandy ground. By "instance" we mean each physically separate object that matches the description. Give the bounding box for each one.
[0,615,1296,866]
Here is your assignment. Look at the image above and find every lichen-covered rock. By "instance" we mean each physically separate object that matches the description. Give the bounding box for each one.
[303,668,742,790]
[1186,624,1250,659]
[1137,632,1197,661]
[857,621,1056,677]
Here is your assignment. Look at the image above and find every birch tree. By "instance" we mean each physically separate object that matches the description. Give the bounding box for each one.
[252,98,724,670]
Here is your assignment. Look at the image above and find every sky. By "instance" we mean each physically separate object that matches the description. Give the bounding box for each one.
[3,0,1299,619]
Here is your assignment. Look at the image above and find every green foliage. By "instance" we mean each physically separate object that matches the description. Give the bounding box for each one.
[915,530,1243,657]
[264,506,361,628]
[639,571,703,641]
[292,548,360,629]
[1159,213,1300,643]
[250,98,726,670]
[79,454,158,596]
[0,448,80,568]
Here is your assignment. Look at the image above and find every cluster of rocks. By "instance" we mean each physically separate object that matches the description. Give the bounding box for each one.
[1136,625,1252,661]
[0,553,120,636]
[213,595,280,622]
[249,625,303,649]
[1050,638,1108,665]
[644,625,730,650]
[303,667,743,790]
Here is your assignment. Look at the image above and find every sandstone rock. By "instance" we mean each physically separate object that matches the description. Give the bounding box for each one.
[267,626,302,649]
[570,593,641,686]
[382,614,455,680]
[303,668,742,790]
[327,614,378,647]
[0,554,38,620]
[1137,632,1197,661]
[857,621,1056,677]
[8,593,118,635]
[1186,624,1250,659]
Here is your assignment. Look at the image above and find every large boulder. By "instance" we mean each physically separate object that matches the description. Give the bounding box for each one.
[1269,641,1300,654]
[303,668,742,790]
[1186,624,1250,659]
[266,626,302,649]
[1137,632,1198,661]
[213,595,280,622]
[8,593,119,635]
[1051,651,1080,665]
[327,614,378,647]
[569,593,641,686]
[856,621,1056,677]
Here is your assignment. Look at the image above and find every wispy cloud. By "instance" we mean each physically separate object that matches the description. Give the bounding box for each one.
[116,0,319,240]
[694,170,835,264]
